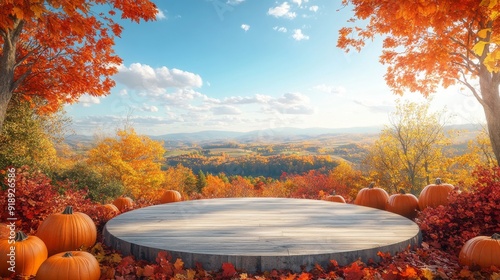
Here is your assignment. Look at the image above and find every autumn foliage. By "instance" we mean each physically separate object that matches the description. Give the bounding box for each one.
[0,0,158,131]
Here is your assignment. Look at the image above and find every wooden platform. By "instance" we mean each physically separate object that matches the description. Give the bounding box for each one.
[103,197,421,272]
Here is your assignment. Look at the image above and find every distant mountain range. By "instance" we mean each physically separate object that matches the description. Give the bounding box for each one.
[65,124,483,149]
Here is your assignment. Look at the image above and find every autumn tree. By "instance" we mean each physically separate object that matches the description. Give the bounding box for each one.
[163,164,198,196]
[364,100,451,194]
[337,0,500,166]
[0,0,158,131]
[0,99,66,172]
[87,128,165,200]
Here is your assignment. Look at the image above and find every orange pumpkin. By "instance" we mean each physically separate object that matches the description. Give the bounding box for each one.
[354,182,389,210]
[324,191,346,203]
[386,189,420,219]
[0,231,48,277]
[36,206,97,256]
[0,223,10,239]
[36,251,100,280]
[102,203,120,215]
[418,178,454,209]
[459,233,500,268]
[112,196,134,211]
[160,190,182,204]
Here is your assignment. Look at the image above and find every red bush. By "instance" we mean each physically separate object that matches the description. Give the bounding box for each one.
[417,166,500,254]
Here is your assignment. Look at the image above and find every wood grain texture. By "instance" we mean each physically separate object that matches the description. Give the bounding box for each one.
[103,197,421,272]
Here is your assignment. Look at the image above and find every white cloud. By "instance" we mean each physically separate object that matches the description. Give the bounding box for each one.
[292,29,309,41]
[353,99,394,114]
[156,9,166,20]
[273,26,288,33]
[114,63,203,95]
[212,105,242,115]
[268,2,296,19]
[309,5,318,12]
[268,92,315,114]
[78,95,101,107]
[313,84,346,95]
[292,0,302,6]
[241,24,250,31]
[227,0,245,5]
[141,104,159,112]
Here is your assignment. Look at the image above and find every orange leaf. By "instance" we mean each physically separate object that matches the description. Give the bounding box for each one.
[174,258,184,271]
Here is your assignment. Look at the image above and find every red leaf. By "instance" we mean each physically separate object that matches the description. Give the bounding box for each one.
[222,262,237,277]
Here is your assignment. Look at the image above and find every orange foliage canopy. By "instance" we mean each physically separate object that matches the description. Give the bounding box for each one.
[0,0,158,128]
[337,0,500,166]
[337,0,499,94]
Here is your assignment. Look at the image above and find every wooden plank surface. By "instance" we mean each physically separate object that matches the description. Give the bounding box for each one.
[103,197,421,272]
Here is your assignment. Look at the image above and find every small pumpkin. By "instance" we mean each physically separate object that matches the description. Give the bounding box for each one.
[112,196,134,211]
[418,178,454,209]
[0,231,48,277]
[0,223,10,239]
[160,190,182,204]
[354,182,389,210]
[36,206,97,256]
[459,233,500,268]
[36,251,100,280]
[386,189,420,219]
[324,191,346,203]
[102,203,120,215]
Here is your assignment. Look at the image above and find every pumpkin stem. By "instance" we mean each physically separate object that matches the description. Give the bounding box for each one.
[62,252,74,258]
[15,231,29,242]
[62,206,74,214]
[368,182,375,189]
[398,189,406,194]
[492,233,500,240]
[435,178,442,185]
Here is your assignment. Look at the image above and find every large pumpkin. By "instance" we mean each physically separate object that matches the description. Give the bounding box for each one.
[112,196,134,211]
[36,251,100,280]
[418,178,454,209]
[459,233,500,268]
[354,182,389,210]
[0,231,48,277]
[160,190,182,204]
[386,189,420,219]
[324,191,346,203]
[36,206,97,256]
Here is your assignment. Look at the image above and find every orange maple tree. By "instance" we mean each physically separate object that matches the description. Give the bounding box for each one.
[337,0,500,166]
[0,0,158,131]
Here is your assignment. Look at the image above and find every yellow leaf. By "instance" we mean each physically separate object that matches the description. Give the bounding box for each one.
[421,267,434,280]
[473,41,488,56]
[478,28,491,39]
[186,269,197,280]
[489,0,499,8]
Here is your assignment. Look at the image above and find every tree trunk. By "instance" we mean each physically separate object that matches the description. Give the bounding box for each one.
[479,69,500,167]
[0,19,24,133]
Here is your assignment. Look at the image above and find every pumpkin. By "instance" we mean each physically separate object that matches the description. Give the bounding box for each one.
[354,182,389,210]
[102,203,120,215]
[418,178,454,209]
[459,233,500,268]
[112,196,134,211]
[160,190,182,204]
[324,191,346,203]
[386,189,420,219]
[36,251,100,280]
[0,231,48,277]
[0,223,10,239]
[36,206,97,256]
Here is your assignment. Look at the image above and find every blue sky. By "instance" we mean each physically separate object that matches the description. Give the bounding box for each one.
[66,0,485,136]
